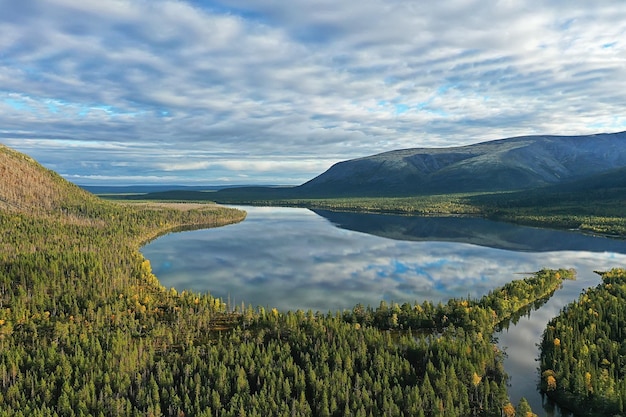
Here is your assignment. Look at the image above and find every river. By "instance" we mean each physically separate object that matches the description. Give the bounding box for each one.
[142,206,626,416]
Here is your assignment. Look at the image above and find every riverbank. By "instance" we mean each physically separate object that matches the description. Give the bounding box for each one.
[104,185,626,239]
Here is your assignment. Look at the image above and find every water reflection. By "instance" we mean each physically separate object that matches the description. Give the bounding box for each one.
[143,206,626,312]
[314,209,626,253]
[141,206,626,416]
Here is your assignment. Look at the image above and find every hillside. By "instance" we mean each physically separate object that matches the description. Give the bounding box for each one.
[545,164,626,193]
[0,143,103,217]
[295,131,626,197]
[467,165,626,218]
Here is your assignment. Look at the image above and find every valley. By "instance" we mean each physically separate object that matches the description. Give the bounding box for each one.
[3,133,626,416]
[4,1,626,414]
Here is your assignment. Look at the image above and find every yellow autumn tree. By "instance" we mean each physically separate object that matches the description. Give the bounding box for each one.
[585,371,593,393]
[503,403,516,417]
[542,369,557,392]
[472,372,482,387]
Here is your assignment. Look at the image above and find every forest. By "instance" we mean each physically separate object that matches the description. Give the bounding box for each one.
[539,268,626,416]
[0,197,562,416]
[0,142,622,417]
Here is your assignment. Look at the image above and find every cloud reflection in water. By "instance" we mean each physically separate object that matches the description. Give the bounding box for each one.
[142,206,626,312]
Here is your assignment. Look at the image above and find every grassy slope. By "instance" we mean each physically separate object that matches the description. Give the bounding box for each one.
[0,144,102,215]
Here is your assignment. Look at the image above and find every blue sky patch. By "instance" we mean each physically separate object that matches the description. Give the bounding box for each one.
[3,98,32,111]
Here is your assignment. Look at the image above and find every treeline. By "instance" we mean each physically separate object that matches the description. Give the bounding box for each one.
[0,258,561,417]
[539,268,626,416]
[342,268,573,331]
[0,200,246,417]
[208,190,626,238]
[0,307,505,417]
[210,194,482,216]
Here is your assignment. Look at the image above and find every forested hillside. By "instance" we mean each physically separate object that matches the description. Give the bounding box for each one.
[0,144,101,216]
[0,144,561,416]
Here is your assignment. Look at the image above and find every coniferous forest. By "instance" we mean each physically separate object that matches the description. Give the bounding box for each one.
[539,268,626,416]
[1,142,624,416]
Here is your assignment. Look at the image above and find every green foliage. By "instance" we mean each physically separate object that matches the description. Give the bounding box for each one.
[0,190,545,416]
[0,144,564,416]
[210,194,483,216]
[539,268,626,416]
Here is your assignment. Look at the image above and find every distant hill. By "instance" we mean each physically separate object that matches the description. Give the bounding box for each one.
[81,184,209,194]
[116,189,216,201]
[82,184,271,194]
[0,143,101,215]
[294,131,626,197]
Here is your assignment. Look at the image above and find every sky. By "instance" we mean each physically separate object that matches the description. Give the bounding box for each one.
[1,0,626,186]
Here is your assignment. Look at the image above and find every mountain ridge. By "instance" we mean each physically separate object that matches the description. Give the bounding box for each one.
[295,131,626,197]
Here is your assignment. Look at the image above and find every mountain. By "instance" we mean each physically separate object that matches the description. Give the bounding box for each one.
[81,184,274,194]
[296,131,626,197]
[463,163,626,216]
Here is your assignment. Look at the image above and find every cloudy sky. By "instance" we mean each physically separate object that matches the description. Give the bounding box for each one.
[2,0,625,185]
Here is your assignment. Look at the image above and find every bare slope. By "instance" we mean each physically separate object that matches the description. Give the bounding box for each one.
[297,131,626,196]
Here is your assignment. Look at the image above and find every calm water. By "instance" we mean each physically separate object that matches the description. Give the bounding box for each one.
[142,206,626,416]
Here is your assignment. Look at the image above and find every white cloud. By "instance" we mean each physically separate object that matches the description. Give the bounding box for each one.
[216,159,335,173]
[155,161,213,172]
[1,0,625,184]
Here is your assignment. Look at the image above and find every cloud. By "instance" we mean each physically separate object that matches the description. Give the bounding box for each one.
[1,0,625,184]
